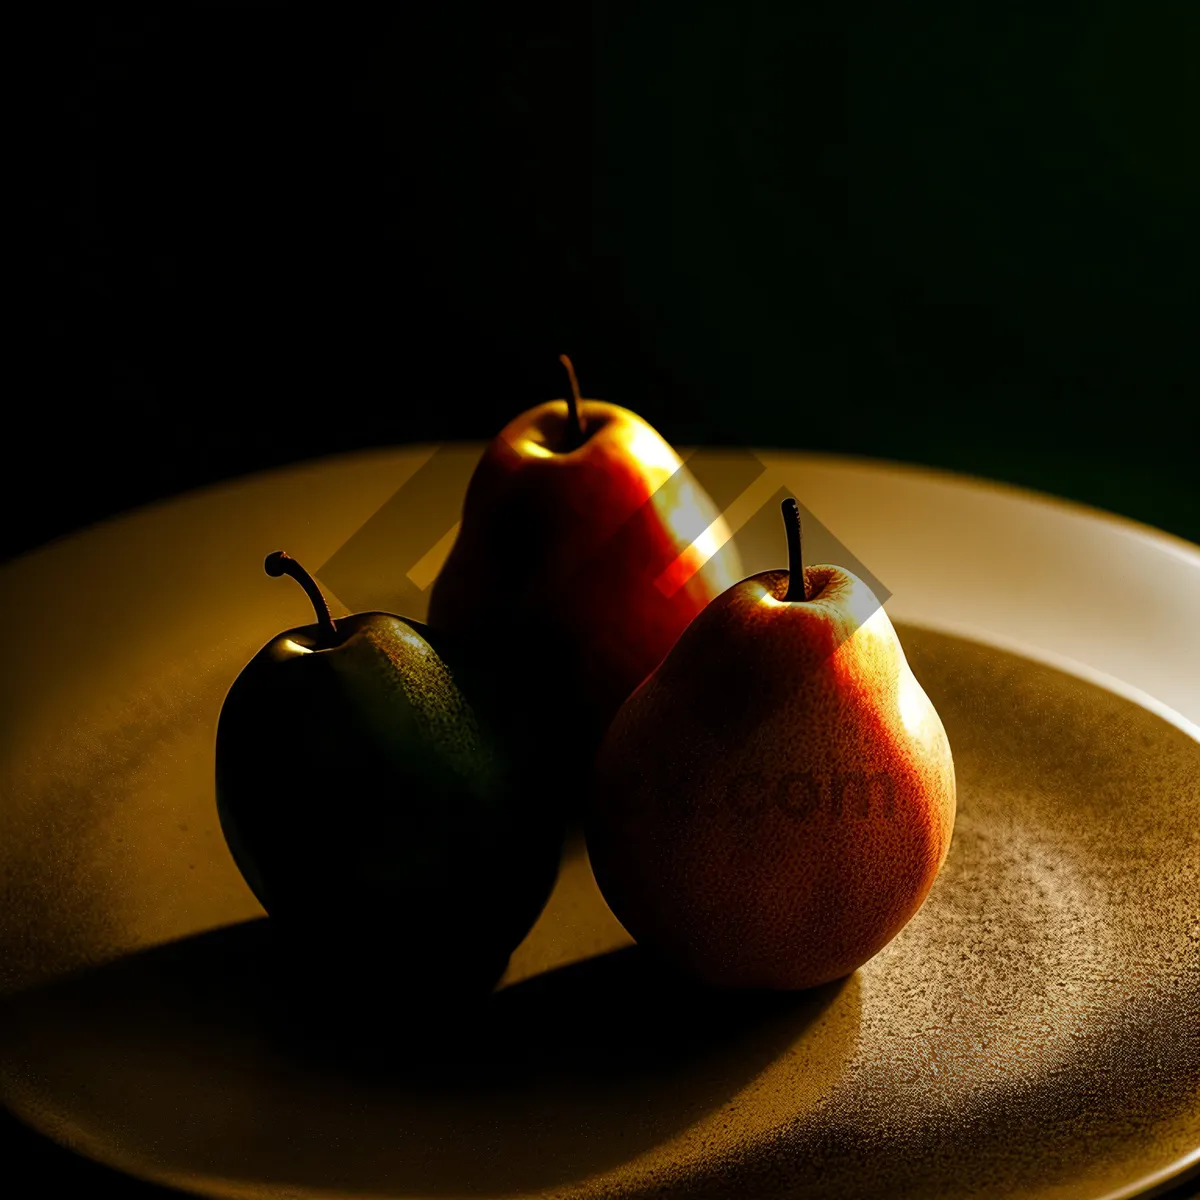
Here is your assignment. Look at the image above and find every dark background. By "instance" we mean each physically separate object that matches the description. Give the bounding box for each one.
[17,1,1200,570]
[9,3,1200,1196]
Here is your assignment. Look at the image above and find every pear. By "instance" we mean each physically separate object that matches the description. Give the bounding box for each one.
[586,501,956,990]
[428,355,742,787]
[215,552,563,997]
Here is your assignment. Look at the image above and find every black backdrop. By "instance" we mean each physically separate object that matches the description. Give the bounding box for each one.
[9,4,1200,1196]
[18,2,1200,569]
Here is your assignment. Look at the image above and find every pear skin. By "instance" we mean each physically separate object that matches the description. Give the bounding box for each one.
[586,554,956,991]
[428,357,742,768]
[216,552,563,998]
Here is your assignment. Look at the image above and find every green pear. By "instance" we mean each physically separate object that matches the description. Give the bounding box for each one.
[215,552,563,997]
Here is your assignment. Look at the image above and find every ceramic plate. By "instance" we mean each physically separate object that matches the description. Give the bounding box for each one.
[0,447,1197,1200]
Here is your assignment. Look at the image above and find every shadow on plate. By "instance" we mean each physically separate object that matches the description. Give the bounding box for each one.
[0,916,858,1197]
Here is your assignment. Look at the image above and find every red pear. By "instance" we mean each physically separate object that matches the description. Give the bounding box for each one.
[586,500,957,990]
[428,356,742,770]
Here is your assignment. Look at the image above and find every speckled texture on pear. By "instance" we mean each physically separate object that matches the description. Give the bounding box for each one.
[587,568,957,990]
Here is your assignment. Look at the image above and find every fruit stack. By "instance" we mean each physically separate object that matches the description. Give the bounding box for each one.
[214,356,956,1004]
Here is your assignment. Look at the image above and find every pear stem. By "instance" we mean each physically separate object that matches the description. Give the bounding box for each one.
[265,551,338,644]
[558,353,586,450]
[782,499,808,602]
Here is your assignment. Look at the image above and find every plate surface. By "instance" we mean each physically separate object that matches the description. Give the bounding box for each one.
[0,447,1197,1200]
